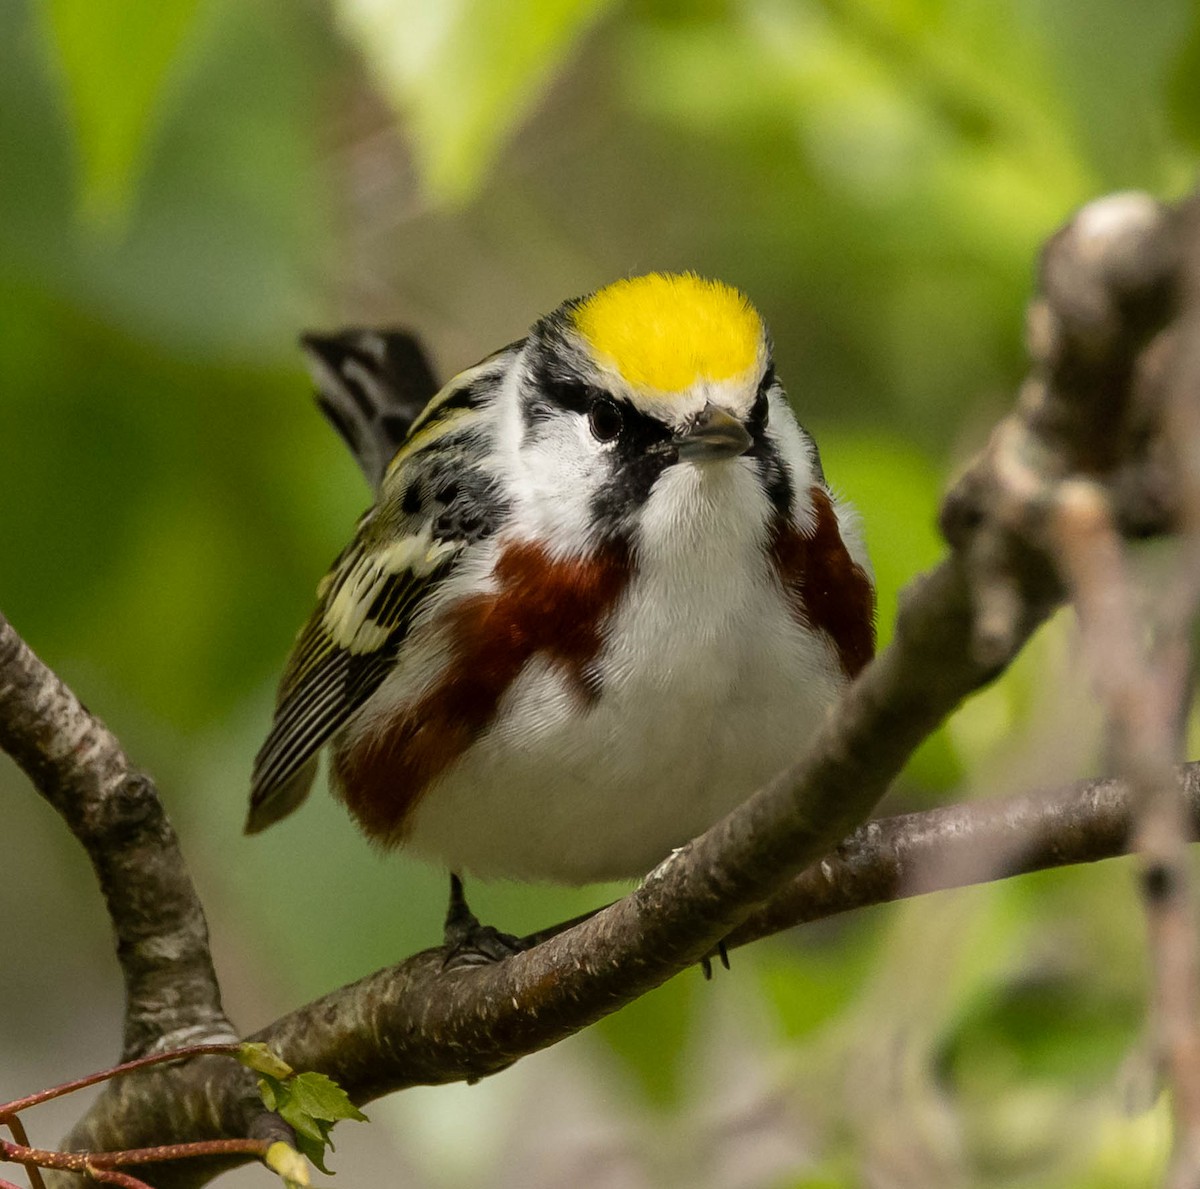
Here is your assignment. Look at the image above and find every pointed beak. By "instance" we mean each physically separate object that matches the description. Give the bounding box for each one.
[674,402,753,461]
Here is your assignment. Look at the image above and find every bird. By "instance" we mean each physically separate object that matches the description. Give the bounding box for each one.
[246,273,875,922]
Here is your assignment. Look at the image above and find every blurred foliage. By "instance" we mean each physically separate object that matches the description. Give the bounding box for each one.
[41,0,206,230]
[1,0,1198,1185]
[336,0,615,202]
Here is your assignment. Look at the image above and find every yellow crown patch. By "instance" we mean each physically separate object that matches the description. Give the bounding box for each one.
[573,273,763,393]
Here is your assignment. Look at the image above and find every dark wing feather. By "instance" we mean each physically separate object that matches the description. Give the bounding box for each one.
[246,343,517,835]
[245,539,460,834]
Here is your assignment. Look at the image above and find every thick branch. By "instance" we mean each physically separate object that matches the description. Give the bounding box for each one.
[0,617,267,1186]
[0,614,235,1061]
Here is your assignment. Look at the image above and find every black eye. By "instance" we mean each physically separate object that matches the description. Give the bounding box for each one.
[752,366,775,424]
[588,397,624,442]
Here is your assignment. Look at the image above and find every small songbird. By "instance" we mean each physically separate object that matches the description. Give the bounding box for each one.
[247,274,875,892]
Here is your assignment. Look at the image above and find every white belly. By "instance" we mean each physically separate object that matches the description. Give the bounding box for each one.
[402,462,847,883]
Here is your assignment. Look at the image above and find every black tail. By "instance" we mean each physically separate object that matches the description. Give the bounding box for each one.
[301,329,440,492]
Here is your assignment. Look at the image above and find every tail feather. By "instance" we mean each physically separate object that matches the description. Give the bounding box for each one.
[301,329,439,492]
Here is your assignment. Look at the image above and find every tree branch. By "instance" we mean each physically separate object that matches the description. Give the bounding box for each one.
[0,614,236,1061]
[726,760,1200,948]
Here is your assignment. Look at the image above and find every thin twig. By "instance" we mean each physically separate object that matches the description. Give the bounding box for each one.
[83,1169,154,1189]
[1143,306,1200,1184]
[4,1117,45,1189]
[86,1140,270,1167]
[1050,473,1200,1187]
[525,760,1200,957]
[0,1046,243,1120]
[1,1136,269,1176]
[1,1140,89,1174]
[726,760,1200,948]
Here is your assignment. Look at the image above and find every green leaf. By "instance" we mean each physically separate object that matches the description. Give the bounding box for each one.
[284,1071,369,1127]
[258,1075,281,1113]
[288,1123,335,1177]
[256,1070,368,1176]
[291,1129,334,1177]
[334,0,612,203]
[941,975,1142,1091]
[39,0,206,230]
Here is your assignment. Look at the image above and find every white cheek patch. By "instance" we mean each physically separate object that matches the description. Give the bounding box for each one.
[763,390,816,527]
[486,361,613,557]
[767,389,871,575]
[517,418,609,553]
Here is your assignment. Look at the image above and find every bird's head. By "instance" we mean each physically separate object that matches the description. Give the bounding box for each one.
[508,272,803,548]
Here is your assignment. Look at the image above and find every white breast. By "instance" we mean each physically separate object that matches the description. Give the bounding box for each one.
[402,458,848,884]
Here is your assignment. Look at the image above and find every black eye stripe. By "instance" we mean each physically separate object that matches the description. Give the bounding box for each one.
[522,368,597,428]
[751,365,775,423]
[745,365,793,515]
[545,377,594,414]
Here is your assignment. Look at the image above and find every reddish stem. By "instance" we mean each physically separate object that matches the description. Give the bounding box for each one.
[85,1167,155,1189]
[2,1136,269,1177]
[0,1139,86,1172]
[0,1044,243,1119]
[3,1117,45,1189]
[89,1139,270,1167]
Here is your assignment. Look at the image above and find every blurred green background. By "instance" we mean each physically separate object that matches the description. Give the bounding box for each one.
[2,0,1198,1185]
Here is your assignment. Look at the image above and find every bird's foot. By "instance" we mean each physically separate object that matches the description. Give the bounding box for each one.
[699,940,731,980]
[442,873,529,970]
